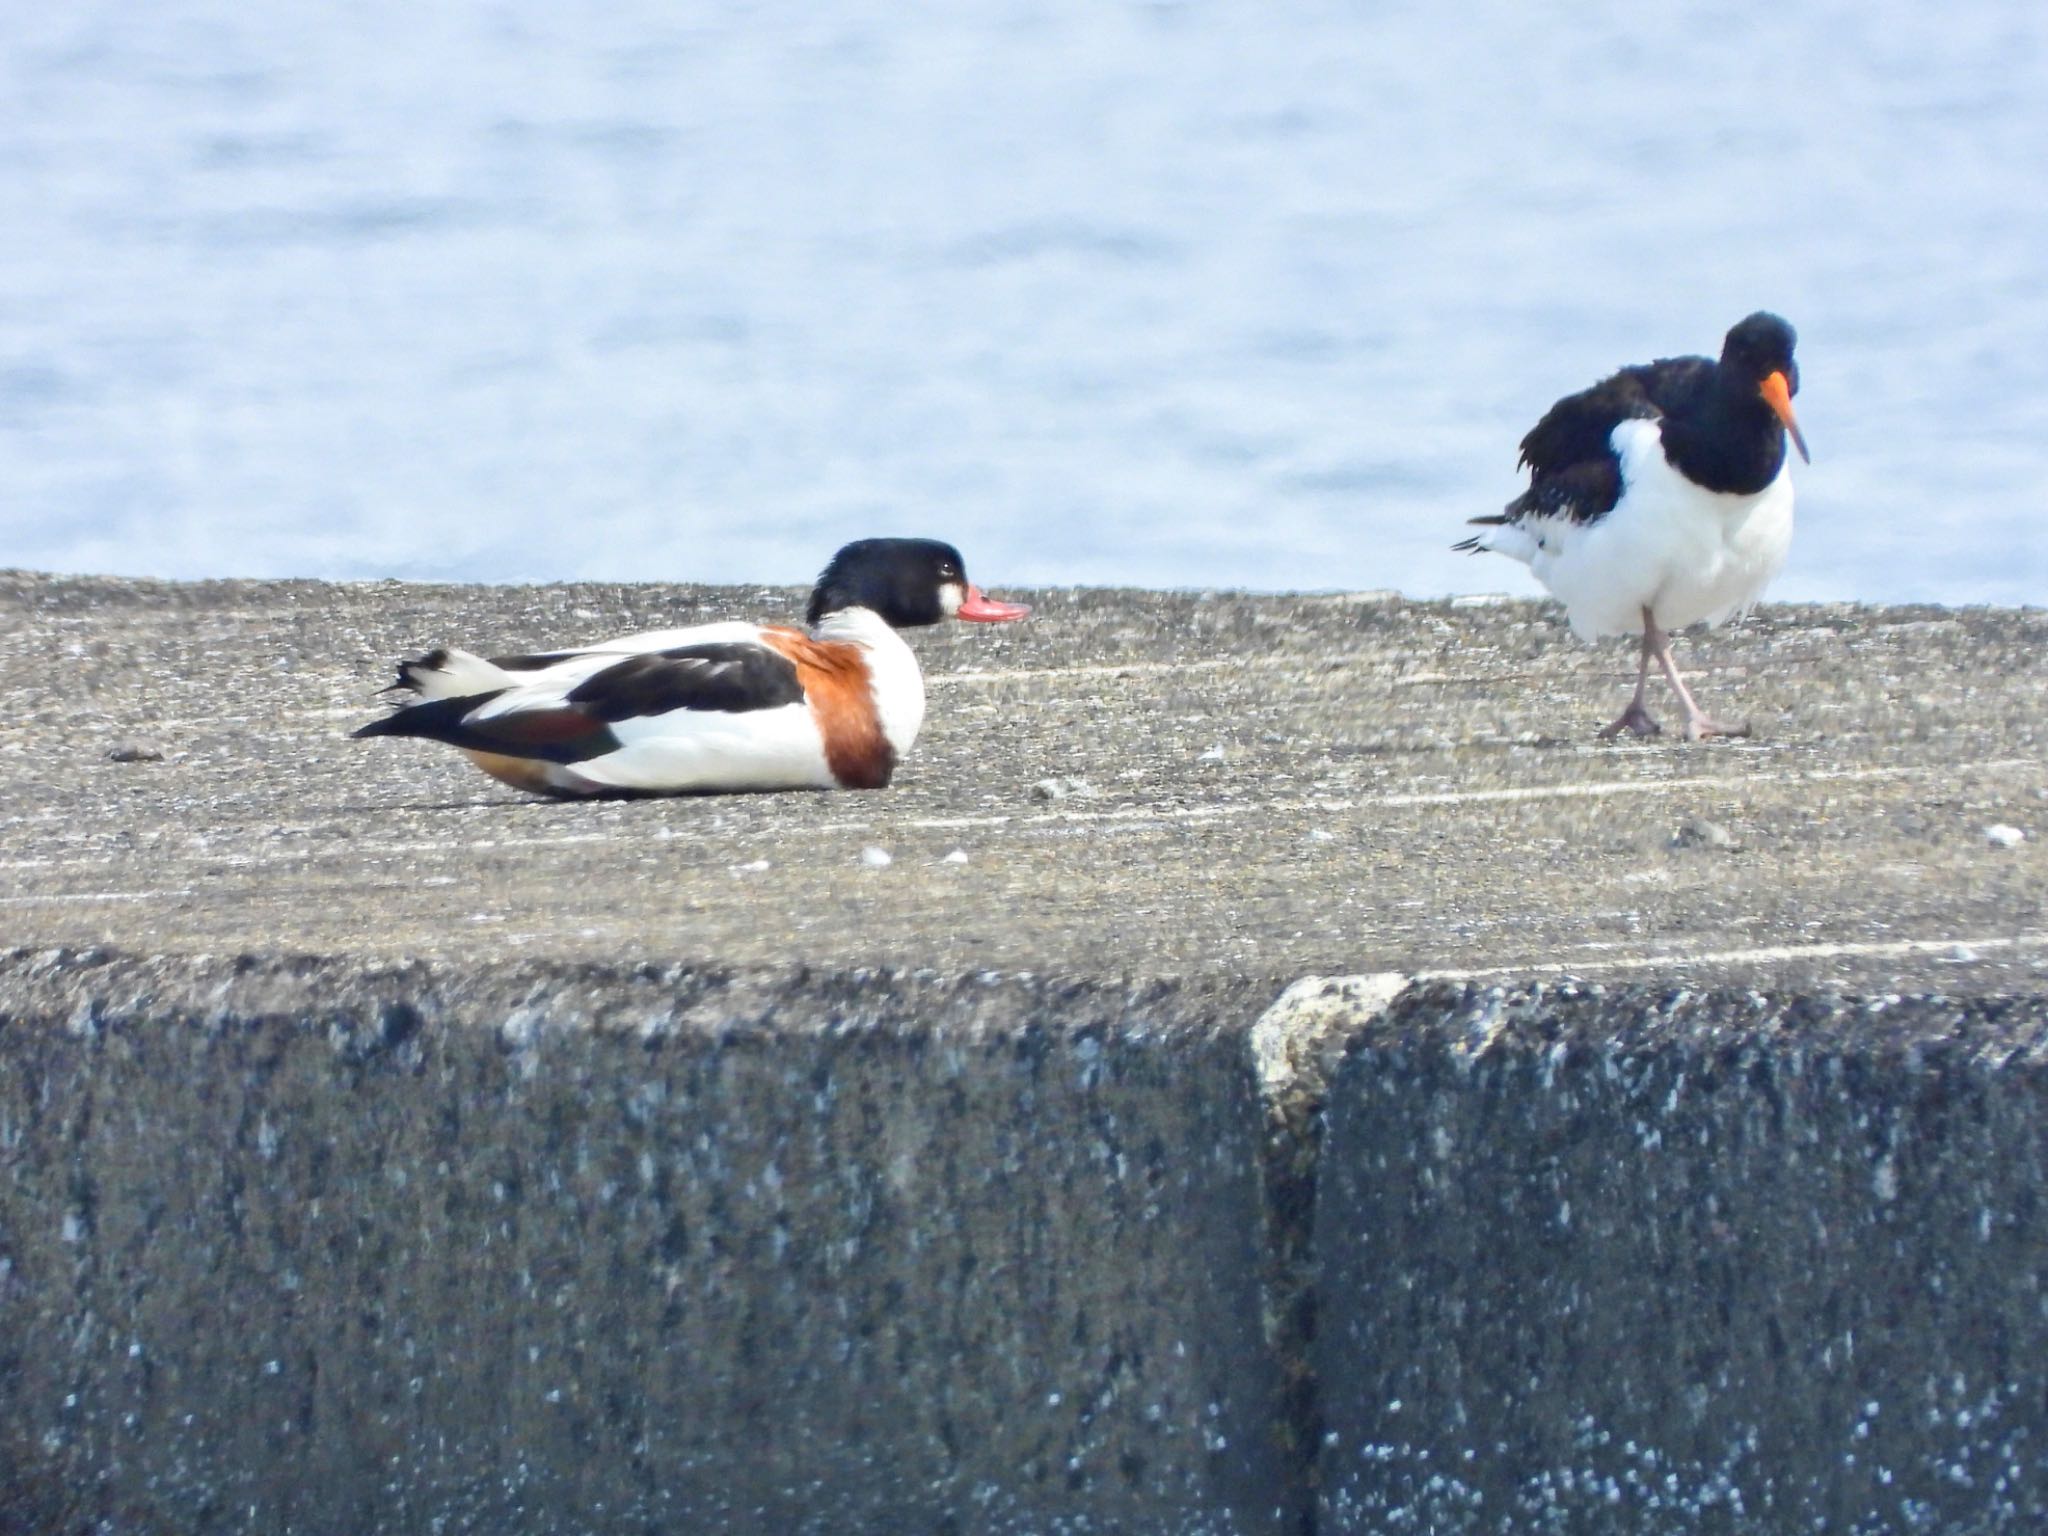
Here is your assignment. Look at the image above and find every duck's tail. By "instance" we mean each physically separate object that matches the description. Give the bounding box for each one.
[384,647,521,700]
[351,690,509,743]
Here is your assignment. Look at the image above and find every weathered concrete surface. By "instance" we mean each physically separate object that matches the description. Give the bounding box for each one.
[1316,980,2048,1534]
[4,574,2048,1533]
[0,949,1284,1535]
[1,571,2045,991]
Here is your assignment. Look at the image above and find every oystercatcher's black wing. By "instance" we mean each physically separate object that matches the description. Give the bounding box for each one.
[1504,354,1713,525]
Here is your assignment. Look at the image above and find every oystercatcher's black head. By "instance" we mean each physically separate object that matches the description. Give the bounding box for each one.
[807,538,1033,629]
[1720,311,1808,463]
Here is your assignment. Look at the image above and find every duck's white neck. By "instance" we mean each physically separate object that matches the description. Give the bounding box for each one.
[812,607,927,756]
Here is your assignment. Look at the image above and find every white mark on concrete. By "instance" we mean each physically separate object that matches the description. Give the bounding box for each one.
[933,641,1767,691]
[814,758,2046,838]
[0,889,194,905]
[52,704,367,736]
[933,656,1254,687]
[1370,760,2039,812]
[1423,931,2048,982]
[6,761,2040,877]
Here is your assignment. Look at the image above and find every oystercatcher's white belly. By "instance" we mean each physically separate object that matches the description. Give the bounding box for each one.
[1532,419,1795,639]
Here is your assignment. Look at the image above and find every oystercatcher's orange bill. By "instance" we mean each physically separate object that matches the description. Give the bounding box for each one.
[1760,371,1809,463]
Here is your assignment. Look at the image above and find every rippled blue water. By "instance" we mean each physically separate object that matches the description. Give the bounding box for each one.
[3,0,2044,603]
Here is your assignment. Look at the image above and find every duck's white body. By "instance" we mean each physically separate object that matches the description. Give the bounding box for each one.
[403,612,925,796]
[354,537,1027,798]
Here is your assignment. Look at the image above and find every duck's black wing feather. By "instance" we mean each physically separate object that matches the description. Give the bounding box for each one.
[356,644,805,762]
[563,644,805,720]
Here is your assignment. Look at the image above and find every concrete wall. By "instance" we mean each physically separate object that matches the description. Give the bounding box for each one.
[1316,981,2048,1534]
[4,953,2047,1533]
[0,950,1287,1535]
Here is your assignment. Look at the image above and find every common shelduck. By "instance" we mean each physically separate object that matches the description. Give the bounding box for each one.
[352,538,1030,796]
[1455,312,1809,740]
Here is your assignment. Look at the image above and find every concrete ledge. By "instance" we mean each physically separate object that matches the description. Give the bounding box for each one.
[1315,979,2048,1533]
[4,577,2048,1531]
[0,949,1286,1535]
[3,573,2044,992]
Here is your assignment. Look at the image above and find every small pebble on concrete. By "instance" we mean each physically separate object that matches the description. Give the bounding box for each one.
[1984,823,2026,848]
[859,847,893,869]
[108,741,165,763]
[1029,777,1096,803]
[1670,818,1736,851]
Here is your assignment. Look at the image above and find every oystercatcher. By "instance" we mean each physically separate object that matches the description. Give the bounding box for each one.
[353,538,1031,796]
[1455,312,1808,739]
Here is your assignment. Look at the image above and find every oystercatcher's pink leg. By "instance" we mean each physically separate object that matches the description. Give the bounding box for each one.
[1598,611,1664,739]
[1645,611,1750,740]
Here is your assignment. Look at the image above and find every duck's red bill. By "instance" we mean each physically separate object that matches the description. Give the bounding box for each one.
[957,586,1032,622]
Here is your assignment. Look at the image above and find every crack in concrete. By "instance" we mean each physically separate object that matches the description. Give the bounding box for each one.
[1250,974,1411,1536]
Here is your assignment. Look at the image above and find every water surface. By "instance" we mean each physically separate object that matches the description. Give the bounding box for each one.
[3,0,2043,603]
